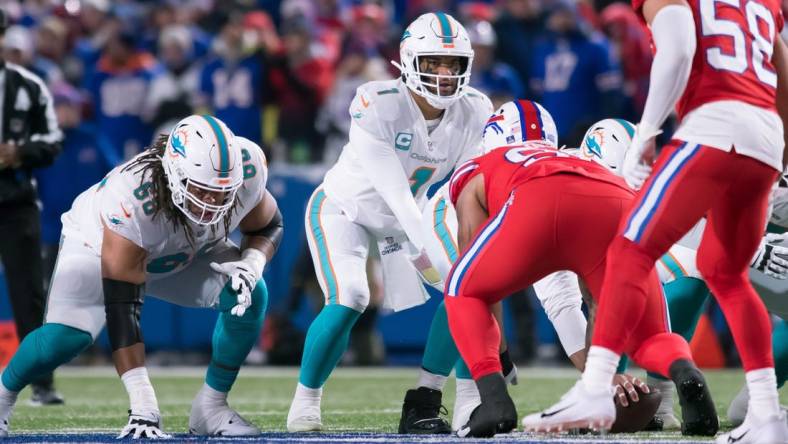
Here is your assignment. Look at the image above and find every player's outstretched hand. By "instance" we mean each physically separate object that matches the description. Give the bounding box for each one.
[410,249,445,291]
[752,232,788,279]
[613,374,650,407]
[210,260,256,316]
[622,124,662,190]
[118,411,170,439]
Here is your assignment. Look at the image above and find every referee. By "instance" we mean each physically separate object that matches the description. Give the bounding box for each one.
[0,10,63,404]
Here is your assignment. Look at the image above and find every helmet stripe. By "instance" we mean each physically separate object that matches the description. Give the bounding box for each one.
[434,12,453,45]
[202,115,229,178]
[614,118,636,139]
[515,99,545,142]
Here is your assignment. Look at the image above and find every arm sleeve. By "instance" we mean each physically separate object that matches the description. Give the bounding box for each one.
[533,271,588,357]
[639,5,696,132]
[17,80,63,168]
[350,121,427,251]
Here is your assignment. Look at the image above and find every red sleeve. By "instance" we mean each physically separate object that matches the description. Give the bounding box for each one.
[777,8,784,32]
[449,159,481,204]
[631,0,647,22]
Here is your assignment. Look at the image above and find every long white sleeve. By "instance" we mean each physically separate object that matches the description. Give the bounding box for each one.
[350,122,427,251]
[639,5,696,133]
[533,271,587,357]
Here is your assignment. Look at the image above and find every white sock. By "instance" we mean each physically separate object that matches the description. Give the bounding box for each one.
[197,383,228,409]
[647,376,675,416]
[746,368,780,419]
[581,346,619,393]
[417,368,447,391]
[294,383,322,404]
[0,380,18,401]
[121,367,160,416]
[455,378,479,399]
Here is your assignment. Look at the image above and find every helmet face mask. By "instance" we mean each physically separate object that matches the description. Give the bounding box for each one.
[161,115,244,226]
[394,13,474,109]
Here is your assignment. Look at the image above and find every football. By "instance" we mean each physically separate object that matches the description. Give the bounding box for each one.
[610,385,662,433]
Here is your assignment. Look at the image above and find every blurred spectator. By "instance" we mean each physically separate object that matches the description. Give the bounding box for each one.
[493,0,546,98]
[600,3,652,120]
[466,20,524,109]
[267,16,334,163]
[35,82,117,285]
[144,25,201,134]
[198,14,265,144]
[529,1,623,146]
[35,18,72,81]
[85,30,160,159]
[73,0,117,82]
[2,25,63,85]
[317,44,391,165]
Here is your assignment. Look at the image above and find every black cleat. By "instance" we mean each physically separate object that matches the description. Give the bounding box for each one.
[398,387,451,434]
[644,415,664,431]
[29,384,64,406]
[670,360,719,436]
[457,373,517,438]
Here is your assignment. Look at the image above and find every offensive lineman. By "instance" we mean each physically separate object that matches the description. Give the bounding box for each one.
[286,12,493,432]
[522,0,788,439]
[0,115,282,438]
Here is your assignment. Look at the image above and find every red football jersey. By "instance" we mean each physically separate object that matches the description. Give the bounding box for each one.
[632,0,783,120]
[449,142,631,214]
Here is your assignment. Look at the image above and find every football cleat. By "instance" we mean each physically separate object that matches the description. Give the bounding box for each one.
[29,384,64,406]
[0,391,16,438]
[521,380,615,434]
[645,379,680,431]
[287,395,322,432]
[452,378,481,432]
[716,410,788,444]
[457,373,517,438]
[669,360,719,436]
[189,395,260,436]
[727,385,748,427]
[398,387,451,434]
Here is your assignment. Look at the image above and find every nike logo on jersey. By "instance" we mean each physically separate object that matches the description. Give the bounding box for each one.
[120,203,131,218]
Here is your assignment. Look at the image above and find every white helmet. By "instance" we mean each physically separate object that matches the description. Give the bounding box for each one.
[160,115,243,226]
[482,99,558,153]
[392,12,474,109]
[579,118,636,173]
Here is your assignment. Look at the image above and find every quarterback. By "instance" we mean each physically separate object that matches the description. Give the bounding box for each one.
[286,12,493,432]
[0,115,282,438]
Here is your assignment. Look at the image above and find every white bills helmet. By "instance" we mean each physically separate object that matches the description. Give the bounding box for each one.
[160,115,243,226]
[482,100,558,153]
[579,118,636,173]
[392,12,474,109]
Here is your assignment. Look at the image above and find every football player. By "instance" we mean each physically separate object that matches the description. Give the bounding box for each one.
[0,115,282,438]
[285,12,494,432]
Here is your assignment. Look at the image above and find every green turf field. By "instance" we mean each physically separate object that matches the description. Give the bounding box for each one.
[7,365,786,441]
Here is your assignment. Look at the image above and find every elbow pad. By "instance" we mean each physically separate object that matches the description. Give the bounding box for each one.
[103,278,144,351]
[245,208,284,253]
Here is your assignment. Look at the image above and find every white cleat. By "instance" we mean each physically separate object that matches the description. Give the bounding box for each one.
[189,404,260,436]
[287,385,323,432]
[0,390,17,438]
[521,380,615,433]
[716,410,788,444]
[656,412,681,430]
[451,378,481,432]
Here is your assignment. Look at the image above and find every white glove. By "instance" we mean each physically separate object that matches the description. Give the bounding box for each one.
[117,411,171,439]
[622,124,662,190]
[411,248,444,291]
[210,249,267,316]
[751,232,788,279]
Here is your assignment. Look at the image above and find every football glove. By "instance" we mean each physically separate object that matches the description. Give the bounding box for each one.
[751,232,788,279]
[118,410,170,439]
[410,248,444,291]
[622,124,662,190]
[210,250,266,317]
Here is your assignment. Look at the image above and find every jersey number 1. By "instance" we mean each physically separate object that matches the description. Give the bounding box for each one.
[409,167,435,195]
[701,0,777,87]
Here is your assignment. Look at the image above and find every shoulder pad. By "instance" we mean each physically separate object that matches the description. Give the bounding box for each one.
[349,81,403,135]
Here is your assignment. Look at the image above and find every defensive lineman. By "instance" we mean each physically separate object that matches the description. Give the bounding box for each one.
[286,12,493,432]
[0,115,283,438]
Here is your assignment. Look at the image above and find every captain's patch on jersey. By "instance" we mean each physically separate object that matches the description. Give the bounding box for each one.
[395,132,413,151]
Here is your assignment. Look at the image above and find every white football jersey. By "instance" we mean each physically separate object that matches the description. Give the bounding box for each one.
[61,137,268,279]
[322,78,493,236]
